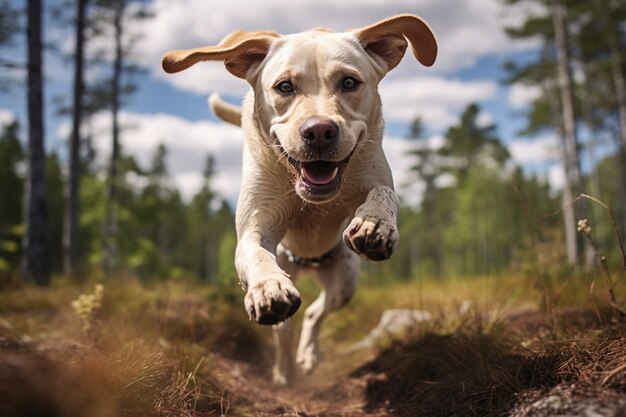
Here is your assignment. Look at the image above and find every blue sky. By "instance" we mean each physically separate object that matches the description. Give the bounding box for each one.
[0,0,562,205]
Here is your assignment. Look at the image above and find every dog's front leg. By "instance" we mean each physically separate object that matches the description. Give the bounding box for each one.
[236,231,302,325]
[343,185,400,261]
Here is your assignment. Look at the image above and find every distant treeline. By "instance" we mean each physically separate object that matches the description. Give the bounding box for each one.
[1,0,625,285]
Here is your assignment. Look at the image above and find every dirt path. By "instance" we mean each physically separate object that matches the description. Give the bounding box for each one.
[204,321,626,417]
[204,308,626,416]
[211,358,375,416]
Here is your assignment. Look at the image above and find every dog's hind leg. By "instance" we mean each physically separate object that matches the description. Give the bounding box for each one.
[271,244,301,384]
[296,243,359,374]
[272,319,295,385]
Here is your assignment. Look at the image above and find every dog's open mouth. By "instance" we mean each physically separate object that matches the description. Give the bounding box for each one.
[301,161,339,185]
[286,154,353,203]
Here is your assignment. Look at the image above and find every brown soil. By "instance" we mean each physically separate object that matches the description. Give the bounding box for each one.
[0,307,625,416]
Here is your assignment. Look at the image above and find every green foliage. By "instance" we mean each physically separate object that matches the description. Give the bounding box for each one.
[45,153,65,272]
[0,122,24,277]
[0,117,240,283]
[444,167,520,275]
[0,122,23,225]
[392,103,559,279]
[68,142,236,282]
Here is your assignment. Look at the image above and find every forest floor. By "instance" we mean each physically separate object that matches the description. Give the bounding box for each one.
[0,274,624,416]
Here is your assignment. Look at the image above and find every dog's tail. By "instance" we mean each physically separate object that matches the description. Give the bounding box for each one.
[208,93,242,127]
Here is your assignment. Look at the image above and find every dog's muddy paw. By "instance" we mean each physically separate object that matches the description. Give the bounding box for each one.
[343,216,398,261]
[244,277,301,325]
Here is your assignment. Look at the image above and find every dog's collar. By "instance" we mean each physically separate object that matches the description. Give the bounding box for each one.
[284,247,334,268]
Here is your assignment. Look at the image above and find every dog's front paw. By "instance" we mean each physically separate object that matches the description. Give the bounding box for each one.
[244,276,301,325]
[343,216,398,261]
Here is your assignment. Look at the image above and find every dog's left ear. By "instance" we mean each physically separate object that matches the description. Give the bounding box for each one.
[353,14,437,71]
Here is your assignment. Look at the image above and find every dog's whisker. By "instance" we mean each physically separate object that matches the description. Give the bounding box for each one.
[352,147,365,164]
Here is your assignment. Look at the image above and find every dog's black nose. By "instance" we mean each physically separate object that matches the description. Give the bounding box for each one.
[300,117,338,152]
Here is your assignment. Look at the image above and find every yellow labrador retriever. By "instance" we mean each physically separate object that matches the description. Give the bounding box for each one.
[162,14,437,384]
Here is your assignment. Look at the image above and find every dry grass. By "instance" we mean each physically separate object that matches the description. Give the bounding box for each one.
[0,272,624,416]
[0,278,269,416]
[351,309,624,416]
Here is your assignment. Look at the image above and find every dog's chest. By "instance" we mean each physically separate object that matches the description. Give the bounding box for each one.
[281,204,350,258]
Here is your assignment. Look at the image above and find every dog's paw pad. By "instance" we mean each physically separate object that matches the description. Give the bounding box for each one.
[256,298,301,325]
[245,277,301,325]
[343,217,398,261]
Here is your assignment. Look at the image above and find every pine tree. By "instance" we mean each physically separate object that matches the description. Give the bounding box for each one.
[102,0,125,277]
[504,0,585,265]
[23,0,48,285]
[64,0,89,277]
[0,122,24,275]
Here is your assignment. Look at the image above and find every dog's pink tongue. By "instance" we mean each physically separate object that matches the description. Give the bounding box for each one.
[301,162,338,185]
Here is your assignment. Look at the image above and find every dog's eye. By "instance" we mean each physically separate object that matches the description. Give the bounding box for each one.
[275,80,294,95]
[341,76,360,91]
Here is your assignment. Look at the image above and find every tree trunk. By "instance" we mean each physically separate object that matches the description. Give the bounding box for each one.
[23,0,48,285]
[551,0,584,265]
[103,0,124,277]
[577,56,606,248]
[541,45,577,266]
[64,0,88,278]
[606,28,626,233]
[205,228,215,283]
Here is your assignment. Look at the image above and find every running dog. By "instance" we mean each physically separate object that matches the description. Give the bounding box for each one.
[162,14,437,384]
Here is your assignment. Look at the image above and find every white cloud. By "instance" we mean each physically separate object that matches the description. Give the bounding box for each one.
[0,108,16,127]
[382,135,416,185]
[434,172,456,188]
[509,133,565,193]
[382,134,445,206]
[509,134,560,165]
[137,0,538,96]
[58,111,244,203]
[382,135,421,206]
[161,66,249,98]
[381,133,462,206]
[548,164,565,191]
[508,84,542,109]
[380,76,497,129]
[172,171,206,202]
[476,111,494,128]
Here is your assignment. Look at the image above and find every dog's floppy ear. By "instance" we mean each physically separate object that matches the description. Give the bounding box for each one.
[353,14,437,71]
[162,30,280,79]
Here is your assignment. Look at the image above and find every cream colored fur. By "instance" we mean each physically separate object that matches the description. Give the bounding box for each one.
[163,14,437,385]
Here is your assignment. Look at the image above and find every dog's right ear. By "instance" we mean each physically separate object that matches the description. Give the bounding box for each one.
[161,31,280,79]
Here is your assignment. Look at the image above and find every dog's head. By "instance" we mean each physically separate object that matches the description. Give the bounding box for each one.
[163,15,437,204]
